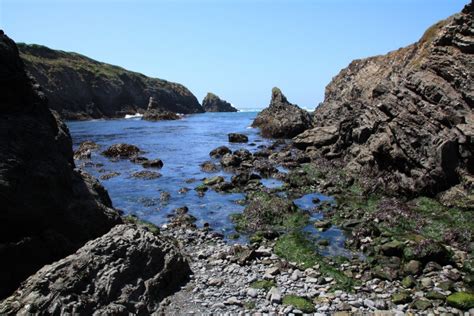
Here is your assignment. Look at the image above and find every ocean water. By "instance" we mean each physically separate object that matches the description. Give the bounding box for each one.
[68,112,353,256]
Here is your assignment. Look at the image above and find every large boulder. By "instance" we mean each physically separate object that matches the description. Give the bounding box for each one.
[202,92,238,112]
[295,4,473,197]
[252,87,312,138]
[0,224,191,315]
[0,31,121,299]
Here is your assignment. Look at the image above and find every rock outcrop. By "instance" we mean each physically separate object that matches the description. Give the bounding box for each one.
[0,224,191,315]
[202,92,238,112]
[252,87,312,138]
[142,96,181,121]
[0,31,122,298]
[17,43,204,120]
[294,4,473,197]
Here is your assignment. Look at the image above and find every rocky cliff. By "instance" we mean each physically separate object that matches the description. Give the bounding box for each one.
[202,92,238,112]
[294,4,473,197]
[18,43,203,120]
[0,31,123,298]
[253,87,312,138]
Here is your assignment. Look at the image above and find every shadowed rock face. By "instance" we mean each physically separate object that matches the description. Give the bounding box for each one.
[0,224,191,315]
[17,43,204,120]
[202,92,238,112]
[294,4,473,197]
[0,31,122,299]
[252,87,313,138]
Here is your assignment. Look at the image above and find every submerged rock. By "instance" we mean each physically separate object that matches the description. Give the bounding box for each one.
[210,145,232,158]
[0,224,191,315]
[102,143,141,158]
[200,160,220,172]
[202,92,238,112]
[142,158,164,169]
[131,170,162,180]
[294,4,474,197]
[252,87,312,138]
[228,133,248,143]
[99,171,120,180]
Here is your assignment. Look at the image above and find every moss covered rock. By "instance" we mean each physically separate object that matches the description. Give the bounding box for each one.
[237,191,301,234]
[446,292,474,310]
[392,292,412,304]
[282,295,315,313]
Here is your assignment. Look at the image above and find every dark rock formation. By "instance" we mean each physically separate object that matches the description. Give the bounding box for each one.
[0,31,121,299]
[102,143,141,158]
[73,140,99,160]
[201,161,220,172]
[210,145,232,158]
[228,133,249,143]
[17,43,204,120]
[252,87,313,138]
[142,96,181,121]
[142,158,164,169]
[294,5,473,197]
[131,170,162,179]
[202,92,238,112]
[0,224,191,315]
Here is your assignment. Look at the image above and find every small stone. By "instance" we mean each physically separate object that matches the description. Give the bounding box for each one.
[380,240,404,257]
[401,275,416,288]
[412,299,432,311]
[420,277,433,288]
[291,270,303,281]
[314,220,331,230]
[224,297,242,306]
[363,299,375,309]
[265,267,280,276]
[403,260,422,275]
[212,302,225,309]
[267,287,282,304]
[247,288,258,298]
[425,291,446,300]
[208,277,223,286]
[392,292,412,304]
[438,280,454,291]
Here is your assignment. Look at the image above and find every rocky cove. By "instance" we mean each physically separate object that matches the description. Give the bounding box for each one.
[1,2,473,315]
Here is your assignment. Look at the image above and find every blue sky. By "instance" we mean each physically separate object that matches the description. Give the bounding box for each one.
[0,0,467,110]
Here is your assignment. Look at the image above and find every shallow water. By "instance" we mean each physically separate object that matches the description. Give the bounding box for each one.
[69,112,354,256]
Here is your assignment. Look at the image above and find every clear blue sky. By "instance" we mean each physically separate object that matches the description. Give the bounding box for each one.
[0,0,467,110]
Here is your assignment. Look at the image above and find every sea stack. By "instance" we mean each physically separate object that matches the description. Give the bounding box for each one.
[142,96,181,121]
[252,87,312,138]
[202,92,238,112]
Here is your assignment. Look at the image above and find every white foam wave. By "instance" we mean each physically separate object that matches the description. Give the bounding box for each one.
[237,109,261,112]
[124,113,143,119]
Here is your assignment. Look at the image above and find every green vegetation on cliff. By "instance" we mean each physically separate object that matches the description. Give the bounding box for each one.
[17,43,203,119]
